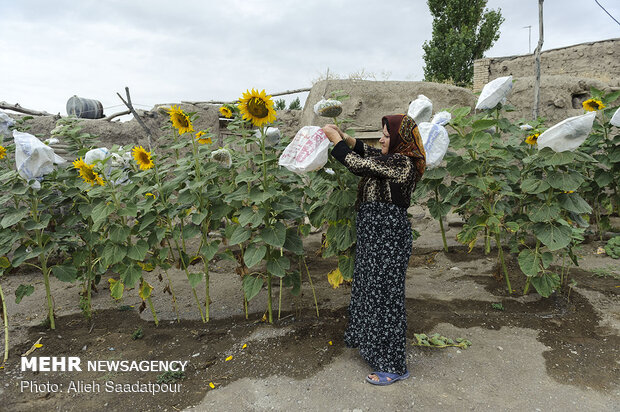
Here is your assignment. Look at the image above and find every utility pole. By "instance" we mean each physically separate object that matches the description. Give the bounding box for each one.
[533,1,544,120]
[523,25,532,53]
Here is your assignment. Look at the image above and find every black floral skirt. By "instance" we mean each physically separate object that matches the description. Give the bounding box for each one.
[344,201,412,375]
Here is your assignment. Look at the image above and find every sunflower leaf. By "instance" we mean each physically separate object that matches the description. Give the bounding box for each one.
[120,264,142,288]
[1,207,29,229]
[267,256,290,278]
[127,240,149,261]
[51,264,78,282]
[532,222,572,251]
[530,272,560,298]
[242,275,264,301]
[529,203,560,223]
[244,244,266,268]
[229,225,251,246]
[185,272,201,289]
[518,249,540,277]
[260,222,287,248]
[558,193,592,214]
[283,228,304,255]
[546,171,585,192]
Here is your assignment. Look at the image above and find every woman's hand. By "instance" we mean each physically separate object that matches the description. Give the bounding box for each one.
[322,125,343,144]
[325,124,355,148]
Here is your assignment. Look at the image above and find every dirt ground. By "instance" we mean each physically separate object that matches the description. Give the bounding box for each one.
[0,208,618,411]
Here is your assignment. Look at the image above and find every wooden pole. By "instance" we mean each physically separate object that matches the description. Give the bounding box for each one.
[533,0,544,120]
[182,87,312,105]
[103,110,131,121]
[117,87,152,149]
[0,101,55,117]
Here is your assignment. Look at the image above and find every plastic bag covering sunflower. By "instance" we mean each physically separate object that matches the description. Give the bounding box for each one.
[537,111,596,152]
[418,111,451,169]
[611,107,620,127]
[0,111,14,142]
[407,95,433,125]
[279,126,330,173]
[254,127,281,147]
[211,148,232,168]
[13,130,66,189]
[313,99,343,118]
[475,76,513,110]
[85,147,130,184]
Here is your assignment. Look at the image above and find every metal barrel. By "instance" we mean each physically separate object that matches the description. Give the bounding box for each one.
[66,96,104,119]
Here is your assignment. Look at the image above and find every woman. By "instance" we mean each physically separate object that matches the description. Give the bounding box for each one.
[322,114,425,386]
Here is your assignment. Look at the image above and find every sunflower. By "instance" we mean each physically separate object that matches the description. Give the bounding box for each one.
[167,105,194,134]
[219,105,233,119]
[196,130,212,145]
[132,146,154,170]
[73,157,104,186]
[525,133,540,145]
[582,98,606,112]
[237,88,277,127]
[0,145,6,160]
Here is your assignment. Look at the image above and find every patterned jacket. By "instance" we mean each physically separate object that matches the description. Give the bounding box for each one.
[331,139,420,210]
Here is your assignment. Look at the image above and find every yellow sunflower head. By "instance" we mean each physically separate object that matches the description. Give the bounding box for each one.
[0,145,6,160]
[582,98,605,112]
[525,133,540,145]
[195,130,213,145]
[132,146,154,170]
[219,105,233,119]
[237,88,277,127]
[72,157,104,186]
[167,105,194,134]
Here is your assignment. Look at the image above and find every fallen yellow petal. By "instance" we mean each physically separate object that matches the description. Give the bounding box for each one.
[242,344,247,349]
[34,344,43,348]
[328,341,333,346]
[225,355,233,362]
[209,382,215,389]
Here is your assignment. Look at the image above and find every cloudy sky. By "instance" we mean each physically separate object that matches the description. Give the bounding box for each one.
[1,0,618,116]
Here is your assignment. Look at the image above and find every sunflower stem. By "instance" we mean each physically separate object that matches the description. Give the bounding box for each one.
[0,282,9,365]
[435,187,449,253]
[147,296,159,326]
[278,277,282,321]
[267,274,273,324]
[302,256,320,318]
[163,269,180,323]
[495,232,511,294]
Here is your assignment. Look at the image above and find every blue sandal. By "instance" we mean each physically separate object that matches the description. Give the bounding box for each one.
[365,371,410,386]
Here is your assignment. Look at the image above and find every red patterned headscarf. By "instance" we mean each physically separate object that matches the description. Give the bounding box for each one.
[382,114,426,179]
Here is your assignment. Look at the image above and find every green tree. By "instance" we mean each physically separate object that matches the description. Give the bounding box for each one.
[288,97,302,110]
[422,0,504,87]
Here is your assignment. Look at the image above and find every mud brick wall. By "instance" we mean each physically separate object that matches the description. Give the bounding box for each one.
[473,38,620,92]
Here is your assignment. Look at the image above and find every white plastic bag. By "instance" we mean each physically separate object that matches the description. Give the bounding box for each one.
[279,126,330,173]
[13,130,66,189]
[537,112,595,152]
[0,111,14,142]
[611,107,620,127]
[254,127,281,147]
[84,147,129,184]
[476,76,513,110]
[85,147,109,164]
[407,95,433,125]
[313,99,342,118]
[418,111,451,169]
[211,148,232,168]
